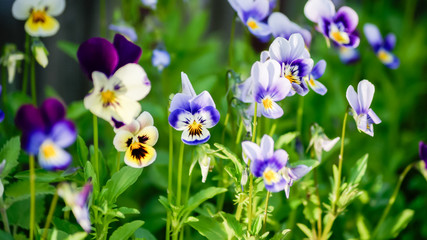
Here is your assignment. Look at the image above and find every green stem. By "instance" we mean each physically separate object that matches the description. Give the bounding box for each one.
[93,115,99,182]
[176,142,185,207]
[247,103,258,229]
[22,34,30,94]
[333,110,348,214]
[228,15,236,68]
[235,201,243,221]
[372,162,415,238]
[0,198,10,233]
[29,155,36,240]
[30,53,36,105]
[262,191,271,233]
[42,191,59,240]
[296,96,304,139]
[166,126,174,240]
[235,119,244,146]
[314,168,322,239]
[268,122,277,137]
[320,214,336,240]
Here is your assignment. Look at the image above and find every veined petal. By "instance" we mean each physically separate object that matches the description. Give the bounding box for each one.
[288,34,308,62]
[308,78,327,95]
[113,34,142,70]
[194,106,220,128]
[169,93,192,112]
[264,175,286,192]
[346,85,361,114]
[168,109,193,130]
[124,142,157,168]
[368,109,381,124]
[242,141,262,165]
[250,157,266,177]
[136,125,159,146]
[43,0,66,16]
[357,80,375,113]
[113,63,151,101]
[41,98,66,126]
[304,0,335,23]
[272,149,288,169]
[38,140,72,171]
[113,130,134,152]
[291,58,314,78]
[181,72,196,97]
[12,0,34,20]
[251,61,269,90]
[311,60,326,79]
[250,0,270,20]
[270,77,291,101]
[260,135,274,159]
[50,120,76,148]
[269,37,291,63]
[181,126,210,145]
[363,23,382,51]
[25,14,60,37]
[190,91,216,113]
[334,6,358,32]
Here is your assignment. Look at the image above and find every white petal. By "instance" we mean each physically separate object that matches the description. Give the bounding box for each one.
[38,140,71,170]
[304,0,335,23]
[199,156,211,183]
[242,141,262,163]
[91,71,109,92]
[112,95,142,125]
[260,51,270,62]
[12,0,34,20]
[136,126,159,146]
[114,120,140,134]
[42,0,66,16]
[113,64,151,101]
[260,135,274,159]
[181,72,196,97]
[181,126,210,145]
[321,136,340,151]
[136,111,154,129]
[251,61,269,90]
[269,37,291,63]
[113,130,134,152]
[288,33,307,60]
[346,85,361,114]
[368,109,381,124]
[357,80,375,113]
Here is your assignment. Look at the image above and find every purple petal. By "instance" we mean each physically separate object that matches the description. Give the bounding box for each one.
[260,135,274,159]
[419,142,427,167]
[249,0,270,21]
[318,17,331,37]
[291,58,313,77]
[0,110,4,123]
[181,127,210,145]
[246,18,271,40]
[195,106,220,128]
[270,77,291,101]
[291,81,309,96]
[113,34,142,71]
[76,183,93,207]
[342,32,360,48]
[190,91,216,114]
[364,23,382,51]
[311,60,326,79]
[385,54,400,69]
[181,72,196,97]
[260,100,284,119]
[346,85,361,114]
[40,98,66,126]
[384,33,396,51]
[109,25,138,42]
[242,141,262,166]
[168,109,192,130]
[308,78,327,95]
[272,149,288,169]
[334,6,358,33]
[269,37,291,64]
[77,37,118,80]
[15,104,45,133]
[22,130,47,154]
[289,165,312,180]
[338,46,360,64]
[50,120,77,148]
[169,93,192,112]
[265,177,286,192]
[250,158,266,177]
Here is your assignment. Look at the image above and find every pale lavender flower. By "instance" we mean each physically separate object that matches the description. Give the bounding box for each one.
[152,49,170,71]
[364,23,399,69]
[141,0,157,10]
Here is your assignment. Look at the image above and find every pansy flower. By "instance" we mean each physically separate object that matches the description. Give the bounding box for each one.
[113,112,158,168]
[168,72,220,145]
[420,141,427,169]
[152,49,171,72]
[338,46,360,64]
[268,12,312,47]
[57,182,92,233]
[77,34,150,127]
[304,0,359,48]
[12,0,65,37]
[263,34,313,96]
[242,135,311,195]
[109,24,138,42]
[306,60,327,95]
[363,23,399,69]
[14,98,77,170]
[308,123,340,161]
[252,59,291,119]
[346,80,381,137]
[228,0,271,42]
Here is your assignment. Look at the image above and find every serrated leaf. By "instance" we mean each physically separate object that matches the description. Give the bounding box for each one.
[57,41,78,61]
[110,220,144,240]
[101,166,143,203]
[296,223,312,239]
[187,216,228,240]
[349,154,368,185]
[0,136,20,178]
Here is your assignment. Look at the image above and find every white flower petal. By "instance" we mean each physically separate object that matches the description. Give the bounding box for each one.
[136,111,154,129]
[136,126,159,146]
[113,64,151,101]
[304,0,335,23]
[42,0,66,16]
[181,72,197,97]
[113,130,134,152]
[12,0,34,20]
[357,80,375,113]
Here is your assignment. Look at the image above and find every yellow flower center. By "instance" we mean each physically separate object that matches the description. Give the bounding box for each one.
[31,10,47,23]
[41,143,56,158]
[330,30,350,44]
[247,20,258,30]
[377,49,392,63]
[188,120,203,137]
[263,169,279,184]
[262,97,273,110]
[101,90,116,106]
[285,74,300,84]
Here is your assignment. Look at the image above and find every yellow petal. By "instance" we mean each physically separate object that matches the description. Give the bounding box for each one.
[124,143,156,168]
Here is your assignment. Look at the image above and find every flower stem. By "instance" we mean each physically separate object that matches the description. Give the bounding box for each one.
[262,191,270,233]
[314,168,322,239]
[333,110,348,214]
[176,141,185,207]
[42,190,59,240]
[372,162,415,238]
[30,53,36,105]
[29,155,36,240]
[235,119,244,146]
[93,115,99,181]
[247,103,258,229]
[0,198,10,233]
[235,200,243,221]
[166,126,174,240]
[268,122,277,137]
[22,34,30,94]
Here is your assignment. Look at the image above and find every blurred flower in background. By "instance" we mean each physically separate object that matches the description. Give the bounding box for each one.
[152,48,171,72]
[0,86,4,123]
[141,0,157,10]
[308,123,340,161]
[364,23,399,69]
[419,141,427,169]
[268,12,312,47]
[32,39,49,68]
[338,46,360,64]
[0,44,24,83]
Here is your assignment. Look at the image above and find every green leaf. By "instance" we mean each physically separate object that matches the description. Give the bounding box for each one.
[213,143,243,174]
[251,214,263,236]
[0,136,21,178]
[356,214,371,239]
[377,209,414,239]
[110,220,144,240]
[220,212,243,238]
[275,132,298,148]
[101,166,143,203]
[296,223,312,239]
[289,160,319,168]
[184,187,227,215]
[0,230,13,240]
[117,207,140,216]
[7,196,46,229]
[84,161,99,197]
[5,180,55,203]
[134,228,157,240]
[187,216,228,240]
[349,154,368,185]
[57,41,78,61]
[52,217,81,234]
[76,136,89,167]
[14,169,65,183]
[65,232,88,240]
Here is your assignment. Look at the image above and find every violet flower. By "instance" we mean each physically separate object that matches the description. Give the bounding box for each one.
[420,141,427,169]
[152,49,171,72]
[77,34,151,127]
[228,0,271,42]
[242,135,311,196]
[268,12,312,47]
[168,72,220,145]
[363,23,399,69]
[306,60,327,95]
[304,0,359,48]
[58,182,92,233]
[346,80,381,137]
[252,60,291,119]
[263,34,314,96]
[14,98,76,170]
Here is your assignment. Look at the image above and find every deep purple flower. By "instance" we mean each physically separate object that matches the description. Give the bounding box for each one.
[306,60,327,95]
[364,23,399,69]
[268,12,312,47]
[228,0,271,42]
[346,80,381,137]
[263,34,313,96]
[242,135,311,196]
[168,72,220,145]
[338,46,360,64]
[420,141,427,169]
[77,34,142,81]
[14,98,76,171]
[304,0,360,48]
[58,182,92,233]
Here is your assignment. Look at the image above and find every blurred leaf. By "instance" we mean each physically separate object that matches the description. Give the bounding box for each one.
[377,209,414,239]
[251,214,263,236]
[65,232,88,240]
[0,230,13,240]
[134,228,157,240]
[76,135,88,167]
[110,220,144,240]
[117,206,140,216]
[67,101,87,120]
[296,223,312,239]
[220,212,243,238]
[349,154,369,185]
[187,216,228,240]
[275,132,298,149]
[356,214,371,239]
[5,180,55,203]
[57,41,78,61]
[52,216,81,234]
[0,136,20,178]
[14,169,65,183]
[101,166,143,203]
[7,196,45,229]
[290,160,319,168]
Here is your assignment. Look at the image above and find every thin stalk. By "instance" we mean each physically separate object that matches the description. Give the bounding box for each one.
[29,155,36,240]
[22,34,30,94]
[235,118,244,145]
[372,162,415,238]
[42,191,59,240]
[333,111,348,214]
[0,198,10,233]
[176,142,185,206]
[268,122,277,137]
[247,103,258,229]
[321,214,336,240]
[314,168,322,239]
[262,191,271,233]
[93,115,99,181]
[217,113,230,211]
[166,126,174,240]
[235,201,243,221]
[228,15,236,68]
[30,55,36,105]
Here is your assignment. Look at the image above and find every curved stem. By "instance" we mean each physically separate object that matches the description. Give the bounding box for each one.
[0,198,10,233]
[235,119,244,145]
[372,162,415,238]
[29,155,36,240]
[42,190,59,240]
[262,191,271,233]
[93,115,99,181]
[296,96,304,137]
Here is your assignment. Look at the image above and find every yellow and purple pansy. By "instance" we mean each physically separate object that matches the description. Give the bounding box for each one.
[12,0,65,37]
[168,72,220,145]
[364,23,399,69]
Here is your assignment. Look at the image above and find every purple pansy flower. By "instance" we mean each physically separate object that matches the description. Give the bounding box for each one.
[263,34,314,96]
[14,98,76,171]
[152,49,171,72]
[304,0,360,48]
[168,72,220,145]
[338,46,360,64]
[109,24,138,42]
[252,60,291,118]
[346,80,381,137]
[242,135,311,196]
[306,60,327,95]
[268,12,312,47]
[420,141,427,169]
[58,182,92,233]
[363,23,399,69]
[77,34,151,127]
[228,0,271,42]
